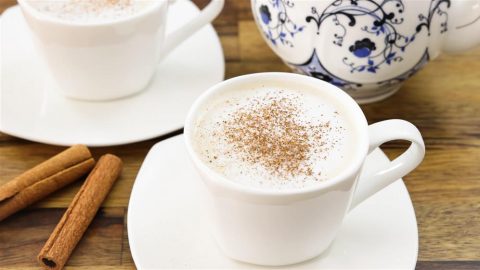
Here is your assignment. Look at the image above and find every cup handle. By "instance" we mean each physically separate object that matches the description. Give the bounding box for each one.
[349,120,425,210]
[158,0,224,61]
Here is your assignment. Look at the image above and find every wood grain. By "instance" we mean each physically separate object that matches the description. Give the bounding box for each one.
[0,208,125,267]
[416,261,480,270]
[1,0,479,269]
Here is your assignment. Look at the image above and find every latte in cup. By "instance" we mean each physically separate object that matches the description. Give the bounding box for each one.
[193,81,357,190]
[26,0,153,23]
[185,73,425,266]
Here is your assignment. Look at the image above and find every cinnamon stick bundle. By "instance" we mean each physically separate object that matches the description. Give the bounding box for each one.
[38,154,123,270]
[0,145,95,222]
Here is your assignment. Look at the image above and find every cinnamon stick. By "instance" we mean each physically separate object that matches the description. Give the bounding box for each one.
[38,154,123,270]
[0,145,95,221]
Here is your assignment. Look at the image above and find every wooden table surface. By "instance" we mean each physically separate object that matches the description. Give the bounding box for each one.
[1,1,479,269]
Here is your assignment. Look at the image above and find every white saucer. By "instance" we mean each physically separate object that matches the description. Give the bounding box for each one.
[128,135,418,269]
[0,1,224,146]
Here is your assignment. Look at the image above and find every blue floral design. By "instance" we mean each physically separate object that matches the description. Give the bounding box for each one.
[259,5,271,24]
[349,38,377,58]
[377,49,430,85]
[253,0,452,94]
[289,50,362,90]
[416,0,450,34]
[289,49,430,92]
[254,0,305,47]
[303,0,450,73]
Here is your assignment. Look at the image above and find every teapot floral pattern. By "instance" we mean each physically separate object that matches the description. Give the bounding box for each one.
[252,0,456,101]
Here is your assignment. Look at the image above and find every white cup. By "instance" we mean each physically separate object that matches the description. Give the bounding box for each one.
[18,0,224,101]
[184,72,425,266]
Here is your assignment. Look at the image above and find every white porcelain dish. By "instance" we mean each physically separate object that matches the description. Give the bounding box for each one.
[0,1,224,146]
[128,135,418,269]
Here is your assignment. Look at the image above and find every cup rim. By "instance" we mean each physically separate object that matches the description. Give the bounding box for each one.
[17,0,166,27]
[184,72,369,198]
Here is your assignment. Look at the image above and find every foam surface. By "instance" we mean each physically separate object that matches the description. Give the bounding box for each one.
[193,84,356,191]
[27,0,153,23]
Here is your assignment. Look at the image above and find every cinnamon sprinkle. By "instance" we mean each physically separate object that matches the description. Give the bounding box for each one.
[219,90,333,180]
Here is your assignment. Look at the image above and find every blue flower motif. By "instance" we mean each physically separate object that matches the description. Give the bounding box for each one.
[259,5,271,25]
[349,38,376,58]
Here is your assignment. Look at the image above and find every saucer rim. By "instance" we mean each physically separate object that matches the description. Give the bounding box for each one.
[0,2,225,147]
[127,134,419,269]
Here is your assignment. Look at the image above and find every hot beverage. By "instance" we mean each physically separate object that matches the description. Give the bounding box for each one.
[185,73,425,265]
[192,81,356,190]
[27,0,153,23]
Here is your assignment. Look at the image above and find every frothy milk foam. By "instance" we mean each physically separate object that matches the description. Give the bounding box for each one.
[193,81,357,191]
[27,0,153,23]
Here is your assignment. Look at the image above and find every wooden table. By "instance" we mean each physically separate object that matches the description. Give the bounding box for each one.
[1,1,479,269]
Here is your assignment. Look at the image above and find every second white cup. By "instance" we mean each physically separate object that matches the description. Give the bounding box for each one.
[18,0,225,101]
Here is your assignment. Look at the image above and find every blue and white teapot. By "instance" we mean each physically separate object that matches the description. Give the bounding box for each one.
[251,0,480,103]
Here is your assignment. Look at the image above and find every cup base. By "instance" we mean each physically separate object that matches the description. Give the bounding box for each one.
[213,229,335,267]
[59,86,146,102]
[50,73,154,102]
[219,245,331,267]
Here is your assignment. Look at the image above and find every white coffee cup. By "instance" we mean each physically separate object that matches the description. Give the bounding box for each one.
[18,0,225,101]
[184,72,425,266]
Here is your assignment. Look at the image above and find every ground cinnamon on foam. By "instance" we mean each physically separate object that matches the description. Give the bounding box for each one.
[65,0,132,12]
[70,0,132,8]
[210,90,337,180]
